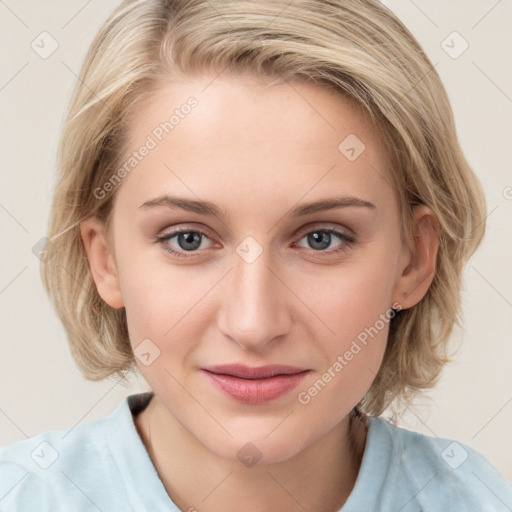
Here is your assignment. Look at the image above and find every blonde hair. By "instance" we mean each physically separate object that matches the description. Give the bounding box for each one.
[41,0,486,416]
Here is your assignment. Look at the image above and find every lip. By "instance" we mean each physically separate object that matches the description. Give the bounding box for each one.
[202,364,310,404]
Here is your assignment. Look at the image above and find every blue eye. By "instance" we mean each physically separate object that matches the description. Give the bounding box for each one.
[296,228,355,253]
[154,230,212,258]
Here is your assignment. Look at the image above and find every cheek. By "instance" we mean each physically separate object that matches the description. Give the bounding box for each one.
[296,272,393,417]
[121,269,203,339]
[113,220,190,331]
[294,246,398,404]
[115,245,219,368]
[305,249,398,342]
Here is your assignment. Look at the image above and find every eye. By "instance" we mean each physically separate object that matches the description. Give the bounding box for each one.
[153,228,215,258]
[293,227,355,255]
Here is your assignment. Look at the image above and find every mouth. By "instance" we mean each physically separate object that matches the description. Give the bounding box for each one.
[201,364,310,404]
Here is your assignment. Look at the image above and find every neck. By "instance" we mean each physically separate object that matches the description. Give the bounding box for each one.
[134,395,367,512]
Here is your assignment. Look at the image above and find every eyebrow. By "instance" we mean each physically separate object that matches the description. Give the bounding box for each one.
[138,194,376,221]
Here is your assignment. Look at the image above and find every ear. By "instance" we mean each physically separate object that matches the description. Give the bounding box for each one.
[392,205,439,310]
[80,216,124,309]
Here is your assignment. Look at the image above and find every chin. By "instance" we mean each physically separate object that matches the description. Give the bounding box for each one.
[219,439,307,467]
[203,421,317,467]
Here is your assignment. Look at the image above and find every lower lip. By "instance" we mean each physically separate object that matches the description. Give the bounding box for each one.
[203,370,309,404]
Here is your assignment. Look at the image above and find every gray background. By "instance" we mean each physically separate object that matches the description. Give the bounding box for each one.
[1,0,511,480]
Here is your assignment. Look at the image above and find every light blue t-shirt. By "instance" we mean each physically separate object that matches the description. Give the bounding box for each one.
[1,392,511,511]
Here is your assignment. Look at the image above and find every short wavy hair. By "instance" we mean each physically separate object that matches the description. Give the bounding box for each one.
[41,0,486,416]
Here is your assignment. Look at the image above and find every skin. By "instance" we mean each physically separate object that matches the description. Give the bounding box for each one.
[81,73,439,512]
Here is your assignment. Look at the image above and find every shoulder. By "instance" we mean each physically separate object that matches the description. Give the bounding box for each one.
[0,399,130,510]
[370,416,512,510]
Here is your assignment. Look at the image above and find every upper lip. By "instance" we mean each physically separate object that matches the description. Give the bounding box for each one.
[202,364,309,379]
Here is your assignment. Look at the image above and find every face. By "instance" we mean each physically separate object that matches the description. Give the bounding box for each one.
[84,74,427,464]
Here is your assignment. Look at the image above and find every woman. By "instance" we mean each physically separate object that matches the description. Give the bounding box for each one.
[1,0,511,510]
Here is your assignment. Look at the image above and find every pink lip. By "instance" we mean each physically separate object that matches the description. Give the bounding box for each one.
[202,364,310,404]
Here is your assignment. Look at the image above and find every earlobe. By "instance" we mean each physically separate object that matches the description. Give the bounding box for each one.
[392,205,439,309]
[80,216,124,309]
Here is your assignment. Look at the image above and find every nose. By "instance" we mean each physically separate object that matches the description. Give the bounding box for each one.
[217,249,293,352]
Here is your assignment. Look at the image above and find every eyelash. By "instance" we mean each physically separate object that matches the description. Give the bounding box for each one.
[152,225,356,259]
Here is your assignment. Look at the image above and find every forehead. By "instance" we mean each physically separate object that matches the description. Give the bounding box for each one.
[115,74,395,213]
